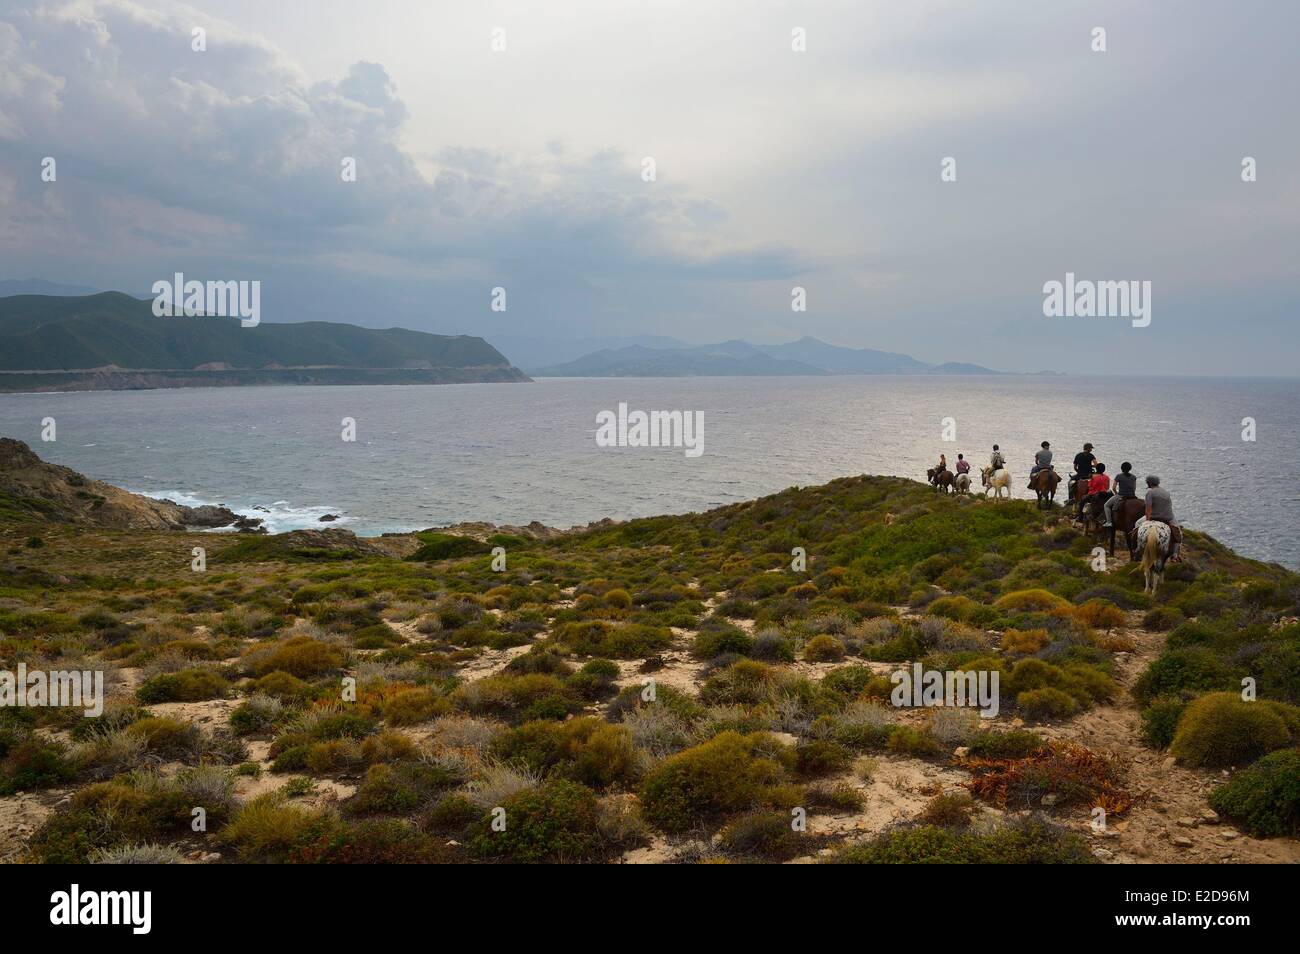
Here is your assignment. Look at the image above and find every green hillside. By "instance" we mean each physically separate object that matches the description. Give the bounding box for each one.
[0,293,515,372]
[3,468,1298,864]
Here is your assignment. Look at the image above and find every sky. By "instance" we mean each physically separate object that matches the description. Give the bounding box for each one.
[0,0,1296,374]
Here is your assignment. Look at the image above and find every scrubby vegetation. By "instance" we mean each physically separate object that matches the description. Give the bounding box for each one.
[3,470,1297,865]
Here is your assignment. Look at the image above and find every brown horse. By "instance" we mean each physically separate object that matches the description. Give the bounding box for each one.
[1108,497,1147,556]
[1031,468,1060,509]
[1080,491,1109,536]
[933,468,955,494]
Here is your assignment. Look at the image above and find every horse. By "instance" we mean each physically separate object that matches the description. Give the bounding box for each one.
[953,472,971,495]
[1136,518,1172,596]
[981,466,1011,500]
[1080,490,1110,536]
[1030,468,1060,509]
[933,468,955,494]
[1108,497,1146,556]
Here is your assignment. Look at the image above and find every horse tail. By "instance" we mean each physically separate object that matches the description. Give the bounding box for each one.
[1141,525,1160,574]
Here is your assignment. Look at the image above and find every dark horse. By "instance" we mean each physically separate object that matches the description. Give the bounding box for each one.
[926,467,954,493]
[1080,490,1110,535]
[1031,468,1061,509]
[1108,497,1147,556]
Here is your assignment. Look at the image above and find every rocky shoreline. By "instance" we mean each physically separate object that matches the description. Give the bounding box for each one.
[0,437,614,541]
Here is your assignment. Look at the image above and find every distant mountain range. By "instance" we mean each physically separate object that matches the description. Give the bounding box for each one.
[0,292,527,392]
[485,335,693,371]
[530,336,1006,377]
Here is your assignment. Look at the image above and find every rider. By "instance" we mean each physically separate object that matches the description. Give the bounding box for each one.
[933,453,948,484]
[1103,461,1138,528]
[1143,475,1182,561]
[1028,441,1053,488]
[1071,442,1096,499]
[990,444,1005,471]
[1080,462,1109,518]
[955,454,970,479]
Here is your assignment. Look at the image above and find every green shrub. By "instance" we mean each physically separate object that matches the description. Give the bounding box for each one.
[408,533,490,562]
[1170,693,1294,767]
[566,659,621,700]
[551,620,672,658]
[964,730,1047,760]
[604,588,633,609]
[382,687,446,726]
[693,626,755,660]
[640,731,792,833]
[718,810,805,860]
[803,635,847,662]
[229,694,284,735]
[220,794,336,862]
[1208,748,1300,837]
[886,726,942,758]
[1139,697,1187,749]
[454,673,583,724]
[829,817,1095,864]
[0,736,75,795]
[917,792,975,827]
[820,665,877,699]
[1132,648,1232,706]
[27,773,232,863]
[253,671,310,699]
[247,636,346,678]
[489,717,637,789]
[1142,606,1184,631]
[126,716,202,758]
[994,589,1070,613]
[470,778,606,862]
[795,739,853,778]
[136,667,228,704]
[1017,687,1079,721]
[421,793,483,836]
[292,818,447,863]
[348,762,460,816]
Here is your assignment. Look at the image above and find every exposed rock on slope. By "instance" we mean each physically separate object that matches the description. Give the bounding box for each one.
[0,437,251,531]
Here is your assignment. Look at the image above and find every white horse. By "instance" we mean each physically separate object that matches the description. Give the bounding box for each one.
[953,472,971,494]
[981,466,1011,500]
[1136,518,1171,596]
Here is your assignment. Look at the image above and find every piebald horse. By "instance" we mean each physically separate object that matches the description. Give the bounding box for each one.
[1136,518,1172,596]
[981,466,1011,500]
[953,472,971,494]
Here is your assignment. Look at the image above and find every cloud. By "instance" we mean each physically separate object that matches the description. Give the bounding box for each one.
[0,0,1296,373]
[0,0,799,330]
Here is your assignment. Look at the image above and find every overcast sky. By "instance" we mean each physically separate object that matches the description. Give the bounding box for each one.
[0,0,1296,374]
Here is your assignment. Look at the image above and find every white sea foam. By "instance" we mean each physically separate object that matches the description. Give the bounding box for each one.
[132,489,346,534]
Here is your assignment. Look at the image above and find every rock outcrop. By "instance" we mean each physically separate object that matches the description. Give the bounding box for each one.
[0,437,252,531]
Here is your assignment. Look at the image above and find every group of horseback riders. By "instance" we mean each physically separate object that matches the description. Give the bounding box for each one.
[931,440,1182,561]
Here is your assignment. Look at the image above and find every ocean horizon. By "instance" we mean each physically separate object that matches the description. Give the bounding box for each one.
[2,373,1295,569]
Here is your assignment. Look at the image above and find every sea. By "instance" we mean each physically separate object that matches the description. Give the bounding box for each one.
[1,375,1295,569]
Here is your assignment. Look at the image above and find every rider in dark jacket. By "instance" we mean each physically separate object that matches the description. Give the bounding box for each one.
[1070,443,1096,502]
[1103,462,1138,528]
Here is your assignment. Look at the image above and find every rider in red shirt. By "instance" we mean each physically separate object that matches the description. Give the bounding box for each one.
[1079,463,1110,519]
